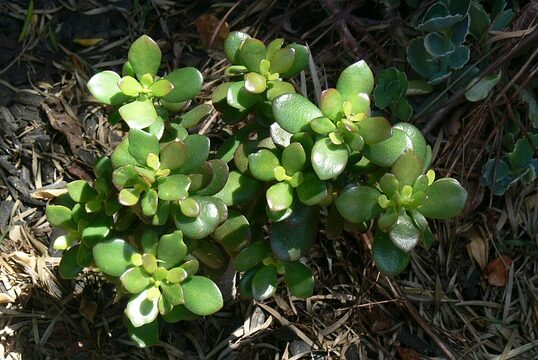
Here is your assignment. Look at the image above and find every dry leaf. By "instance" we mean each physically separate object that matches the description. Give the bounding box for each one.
[0,292,15,304]
[73,38,104,47]
[397,347,420,360]
[42,98,83,154]
[31,187,68,200]
[195,14,229,49]
[12,251,37,270]
[486,255,513,287]
[466,228,489,271]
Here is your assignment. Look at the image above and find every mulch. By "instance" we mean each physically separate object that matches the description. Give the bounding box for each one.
[1,0,537,359]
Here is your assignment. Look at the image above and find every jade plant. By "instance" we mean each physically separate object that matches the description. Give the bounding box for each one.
[46,32,468,347]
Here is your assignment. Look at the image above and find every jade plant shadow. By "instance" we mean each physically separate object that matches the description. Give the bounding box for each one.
[46,32,467,347]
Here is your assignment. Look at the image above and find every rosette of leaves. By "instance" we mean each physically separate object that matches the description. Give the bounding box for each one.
[110,129,229,236]
[87,35,204,133]
[373,67,413,121]
[91,231,223,347]
[273,60,394,180]
[46,157,122,279]
[336,123,468,275]
[213,31,309,123]
[481,132,538,196]
[232,202,318,300]
[406,0,472,84]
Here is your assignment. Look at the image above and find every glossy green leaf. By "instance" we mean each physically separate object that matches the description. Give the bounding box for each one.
[282,142,306,174]
[163,67,203,102]
[121,267,152,294]
[266,182,293,212]
[128,129,160,164]
[244,72,267,94]
[233,241,271,272]
[239,38,266,72]
[174,196,221,239]
[166,267,188,283]
[379,173,399,197]
[465,73,502,102]
[269,47,295,74]
[406,38,439,80]
[160,140,188,170]
[311,116,337,135]
[191,240,227,270]
[280,43,309,78]
[87,71,130,105]
[113,165,138,189]
[141,230,158,255]
[111,138,138,168]
[160,282,184,306]
[141,189,158,216]
[296,173,328,205]
[336,185,382,223]
[93,239,135,277]
[212,210,250,252]
[157,174,191,201]
[149,79,173,97]
[128,35,162,79]
[179,134,211,174]
[320,89,343,120]
[182,276,223,315]
[418,178,467,219]
[248,149,280,181]
[252,265,277,301]
[284,262,314,298]
[266,80,296,102]
[336,60,374,100]
[46,205,76,230]
[214,171,262,206]
[224,31,250,63]
[118,76,143,97]
[372,231,410,276]
[158,231,188,269]
[128,320,159,348]
[362,128,413,167]
[119,98,158,129]
[226,81,259,111]
[358,117,391,144]
[126,289,159,327]
[392,151,424,186]
[273,93,322,134]
[393,123,427,162]
[195,160,229,196]
[81,214,112,246]
[389,212,420,252]
[270,203,318,262]
[58,246,83,279]
[178,104,212,129]
[424,32,451,57]
[311,138,348,180]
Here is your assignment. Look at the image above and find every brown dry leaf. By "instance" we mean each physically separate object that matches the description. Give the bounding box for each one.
[195,14,229,49]
[0,292,15,304]
[12,251,37,270]
[31,187,68,200]
[397,347,420,360]
[73,38,104,47]
[466,228,489,271]
[42,98,83,154]
[486,255,513,287]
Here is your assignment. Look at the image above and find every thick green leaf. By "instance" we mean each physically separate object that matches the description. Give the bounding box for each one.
[126,289,159,327]
[160,140,188,170]
[182,276,223,315]
[389,212,420,252]
[362,128,413,167]
[280,43,309,78]
[252,265,277,301]
[320,89,343,120]
[162,305,198,323]
[358,117,392,144]
[141,230,158,255]
[311,138,348,180]
[424,32,451,57]
[284,262,314,298]
[239,38,266,72]
[282,142,306,174]
[191,240,227,270]
[336,60,374,100]
[393,123,427,162]
[392,151,424,186]
[157,174,191,201]
[311,116,337,134]
[128,129,160,164]
[128,35,162,80]
[296,173,328,205]
[226,81,259,111]
[244,72,267,94]
[178,104,212,129]
[270,203,318,261]
[46,205,76,230]
[465,73,502,102]
[269,47,295,74]
[141,189,158,216]
[111,138,138,168]
[336,185,382,223]
[93,239,135,277]
[179,135,211,174]
[195,160,229,196]
[266,80,296,102]
[158,231,188,269]
[212,210,250,253]
[418,178,467,219]
[81,214,112,246]
[372,231,410,276]
[174,196,221,239]
[406,38,438,80]
[213,171,262,206]
[58,246,83,279]
[119,98,158,129]
[87,71,129,105]
[266,182,293,212]
[118,76,143,97]
[128,320,159,348]
[163,67,203,102]
[233,241,271,272]
[224,31,250,63]
[149,79,173,97]
[121,267,152,294]
[248,149,280,181]
[273,93,322,134]
[160,283,184,306]
[379,173,400,197]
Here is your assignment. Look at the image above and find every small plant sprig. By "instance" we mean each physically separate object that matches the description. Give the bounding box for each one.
[46,32,468,347]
